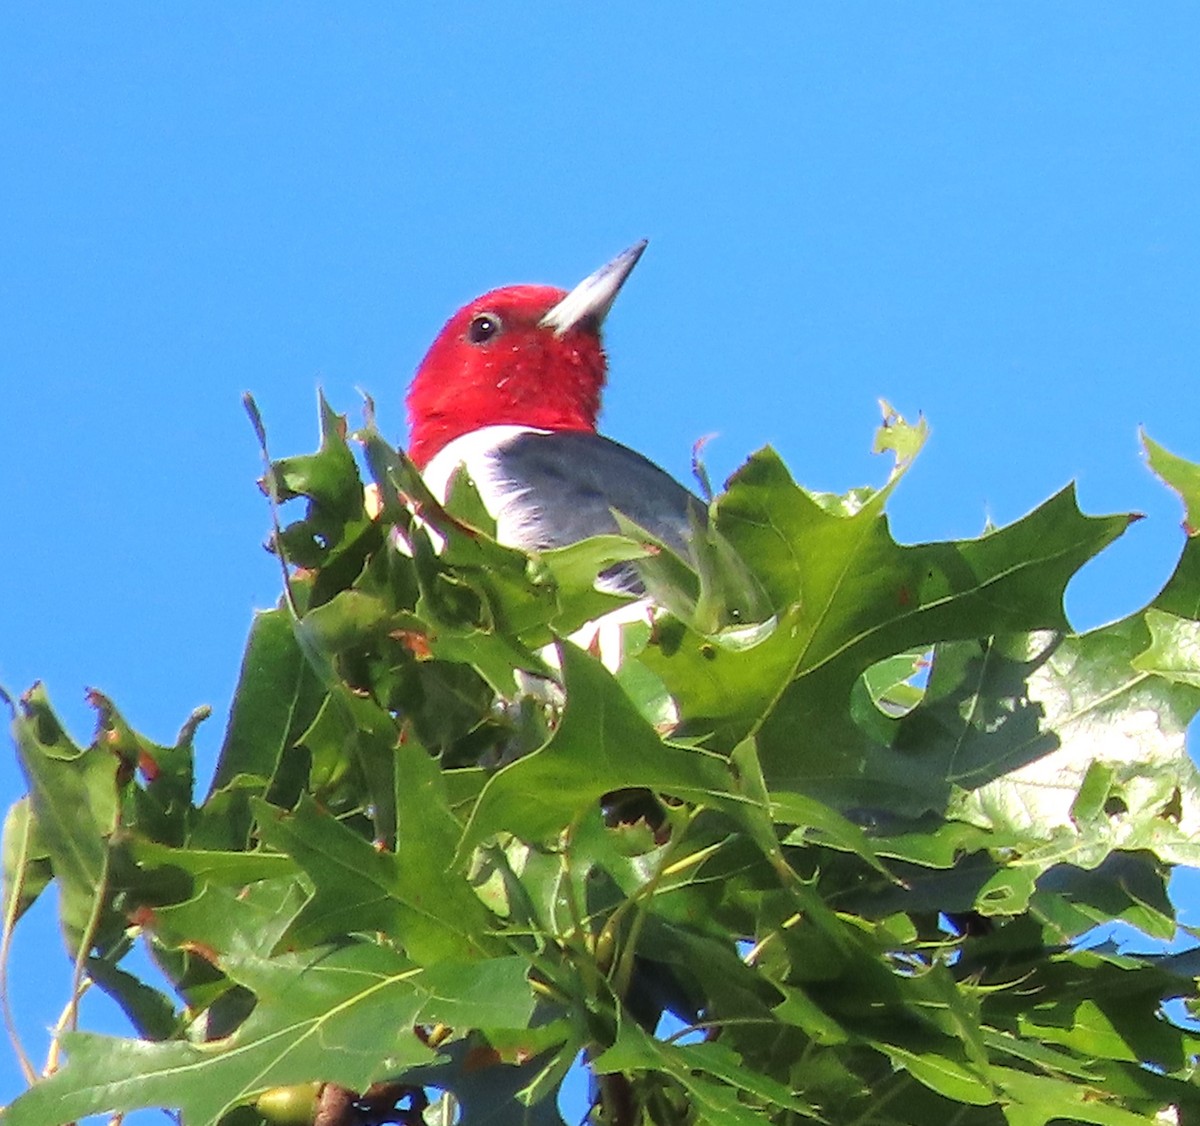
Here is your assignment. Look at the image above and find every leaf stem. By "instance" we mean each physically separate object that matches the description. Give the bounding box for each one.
[0,808,36,1083]
[66,853,110,1036]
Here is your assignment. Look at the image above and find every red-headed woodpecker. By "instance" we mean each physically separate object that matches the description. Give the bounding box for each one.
[405,245,714,1029]
[406,242,704,597]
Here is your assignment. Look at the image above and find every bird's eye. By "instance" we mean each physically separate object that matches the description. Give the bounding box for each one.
[467,312,502,344]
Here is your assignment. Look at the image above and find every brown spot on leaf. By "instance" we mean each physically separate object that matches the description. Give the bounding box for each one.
[180,940,221,965]
[137,750,160,783]
[464,1045,502,1073]
[391,629,433,659]
[127,904,156,928]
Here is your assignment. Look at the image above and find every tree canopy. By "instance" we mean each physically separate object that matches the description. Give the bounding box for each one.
[5,397,1200,1124]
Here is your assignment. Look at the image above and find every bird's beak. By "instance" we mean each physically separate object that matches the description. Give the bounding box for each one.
[540,240,648,337]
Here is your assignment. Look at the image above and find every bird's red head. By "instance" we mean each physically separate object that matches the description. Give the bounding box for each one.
[406,242,647,468]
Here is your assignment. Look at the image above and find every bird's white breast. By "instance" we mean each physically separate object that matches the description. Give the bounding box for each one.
[421,424,550,547]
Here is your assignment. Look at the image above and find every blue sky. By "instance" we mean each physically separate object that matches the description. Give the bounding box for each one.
[3,3,1200,1111]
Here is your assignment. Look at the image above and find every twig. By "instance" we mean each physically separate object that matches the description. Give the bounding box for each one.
[44,979,90,1077]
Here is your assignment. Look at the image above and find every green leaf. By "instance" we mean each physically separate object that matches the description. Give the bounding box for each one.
[875,1043,995,1106]
[992,1065,1177,1126]
[265,393,374,577]
[7,943,533,1126]
[254,793,494,963]
[538,536,648,635]
[10,684,123,954]
[872,399,930,469]
[1032,853,1175,943]
[594,1023,818,1122]
[953,618,1200,870]
[2,796,52,923]
[612,506,774,637]
[205,608,325,829]
[84,958,179,1041]
[1144,429,1200,535]
[1132,606,1200,687]
[152,875,307,958]
[131,839,297,885]
[287,687,398,844]
[644,444,1130,820]
[457,643,734,857]
[858,648,930,718]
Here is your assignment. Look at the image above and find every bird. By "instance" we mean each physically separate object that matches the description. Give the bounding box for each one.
[405,240,705,602]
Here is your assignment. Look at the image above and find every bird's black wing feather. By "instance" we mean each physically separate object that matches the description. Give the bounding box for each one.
[489,430,705,593]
